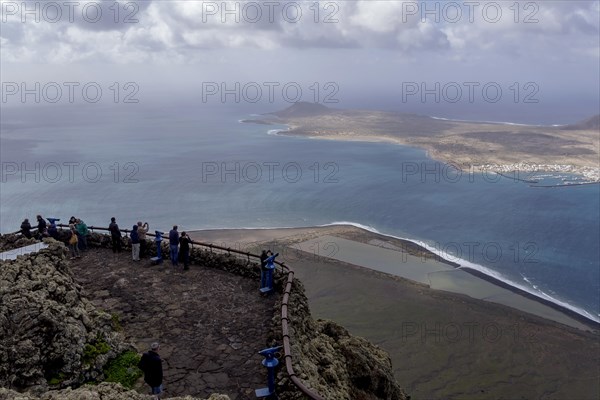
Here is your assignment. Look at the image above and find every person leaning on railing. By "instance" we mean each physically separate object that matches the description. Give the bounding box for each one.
[20,218,32,239]
[36,215,48,240]
[109,217,123,253]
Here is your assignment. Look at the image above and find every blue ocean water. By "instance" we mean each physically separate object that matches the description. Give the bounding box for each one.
[1,104,598,322]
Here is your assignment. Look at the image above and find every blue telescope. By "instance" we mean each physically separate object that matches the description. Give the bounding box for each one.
[151,231,165,264]
[47,218,60,226]
[260,252,279,294]
[255,345,283,398]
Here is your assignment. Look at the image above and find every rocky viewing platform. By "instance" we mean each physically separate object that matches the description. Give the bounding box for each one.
[0,231,407,400]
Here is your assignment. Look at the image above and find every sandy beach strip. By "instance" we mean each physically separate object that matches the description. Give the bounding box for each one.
[189,225,596,331]
[189,224,599,399]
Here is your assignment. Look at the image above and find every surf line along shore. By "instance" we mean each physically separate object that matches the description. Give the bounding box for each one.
[188,224,599,331]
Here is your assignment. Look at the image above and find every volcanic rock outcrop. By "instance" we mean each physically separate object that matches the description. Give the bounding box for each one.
[0,239,129,393]
[0,383,230,400]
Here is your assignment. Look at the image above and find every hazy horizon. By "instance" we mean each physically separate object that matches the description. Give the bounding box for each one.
[2,1,599,125]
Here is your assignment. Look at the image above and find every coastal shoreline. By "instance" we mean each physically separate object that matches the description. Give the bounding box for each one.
[277,127,600,183]
[188,225,600,397]
[189,224,599,331]
[241,111,600,182]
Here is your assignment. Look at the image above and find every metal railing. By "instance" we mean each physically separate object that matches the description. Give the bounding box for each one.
[44,224,325,399]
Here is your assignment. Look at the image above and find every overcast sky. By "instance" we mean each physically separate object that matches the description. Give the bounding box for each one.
[1,1,599,122]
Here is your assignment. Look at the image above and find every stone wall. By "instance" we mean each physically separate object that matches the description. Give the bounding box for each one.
[0,233,38,252]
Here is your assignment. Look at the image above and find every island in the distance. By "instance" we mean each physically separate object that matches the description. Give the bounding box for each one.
[243,102,600,182]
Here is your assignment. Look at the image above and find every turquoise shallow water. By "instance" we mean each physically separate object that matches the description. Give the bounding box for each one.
[1,104,598,322]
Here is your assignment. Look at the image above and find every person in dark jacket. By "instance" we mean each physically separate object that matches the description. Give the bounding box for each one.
[20,218,32,239]
[36,215,47,240]
[109,217,122,253]
[138,342,163,398]
[168,225,179,267]
[131,224,140,261]
[179,232,192,270]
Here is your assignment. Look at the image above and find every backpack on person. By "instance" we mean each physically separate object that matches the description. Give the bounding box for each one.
[69,232,78,245]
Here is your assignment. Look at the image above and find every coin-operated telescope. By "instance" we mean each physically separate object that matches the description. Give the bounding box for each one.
[260,252,279,294]
[255,345,283,398]
[151,231,164,264]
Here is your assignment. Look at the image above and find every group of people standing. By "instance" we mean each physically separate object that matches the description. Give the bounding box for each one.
[168,225,192,270]
[67,216,89,259]
[20,215,89,260]
[108,217,149,261]
[19,215,193,271]
[108,218,191,269]
[20,215,59,240]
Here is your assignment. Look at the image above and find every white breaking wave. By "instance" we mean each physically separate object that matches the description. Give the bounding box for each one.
[322,221,600,324]
[430,116,551,127]
[186,220,599,324]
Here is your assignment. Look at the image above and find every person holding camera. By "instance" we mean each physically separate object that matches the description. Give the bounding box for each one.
[179,232,192,270]
[137,221,149,258]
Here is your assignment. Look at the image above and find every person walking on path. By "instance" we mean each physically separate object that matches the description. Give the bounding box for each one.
[20,218,32,239]
[168,225,179,267]
[138,342,164,399]
[68,224,81,259]
[179,232,192,270]
[137,221,149,258]
[131,224,140,262]
[109,217,122,253]
[76,218,89,251]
